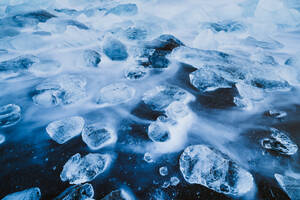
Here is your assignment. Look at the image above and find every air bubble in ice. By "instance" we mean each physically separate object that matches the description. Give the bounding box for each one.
[60,153,111,184]
[179,145,254,196]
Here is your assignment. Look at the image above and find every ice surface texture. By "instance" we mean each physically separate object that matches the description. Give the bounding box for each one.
[0,104,21,128]
[54,183,94,200]
[60,153,111,184]
[46,116,85,144]
[261,128,298,155]
[2,187,41,200]
[180,145,254,196]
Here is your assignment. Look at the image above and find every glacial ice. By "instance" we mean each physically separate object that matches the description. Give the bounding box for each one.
[2,187,41,200]
[0,134,5,144]
[159,166,168,176]
[0,104,21,128]
[148,117,171,143]
[261,128,298,155]
[189,67,233,92]
[101,189,133,200]
[33,75,87,107]
[54,183,94,200]
[46,116,85,144]
[142,85,190,111]
[179,145,254,196]
[83,49,101,67]
[124,66,148,80]
[60,153,111,184]
[96,83,135,106]
[143,152,154,163]
[170,176,180,186]
[140,34,184,69]
[103,39,128,61]
[265,110,287,119]
[82,124,117,150]
[0,55,38,79]
[274,173,300,200]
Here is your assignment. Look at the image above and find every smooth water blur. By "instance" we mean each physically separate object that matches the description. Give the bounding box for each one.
[0,0,299,199]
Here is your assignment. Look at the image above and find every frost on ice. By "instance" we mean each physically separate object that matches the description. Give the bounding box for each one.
[60,153,111,184]
[261,128,298,155]
[2,187,41,200]
[46,116,85,144]
[54,183,94,200]
[179,145,254,196]
[103,39,128,61]
[274,173,300,200]
[0,104,21,128]
[82,123,117,150]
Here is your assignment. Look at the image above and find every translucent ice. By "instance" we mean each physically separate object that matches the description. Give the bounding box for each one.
[142,85,190,111]
[124,66,148,80]
[189,67,233,92]
[274,174,300,200]
[60,153,111,184]
[106,4,138,16]
[101,189,133,200]
[46,116,85,144]
[143,152,154,163]
[83,49,101,67]
[33,75,87,107]
[2,187,41,200]
[159,166,168,176]
[82,124,117,150]
[180,145,254,196]
[0,55,38,79]
[265,110,287,119]
[0,104,21,128]
[0,134,5,144]
[261,128,298,155]
[103,39,128,61]
[54,183,94,200]
[170,176,180,186]
[148,117,171,142]
[96,83,135,106]
[250,78,291,92]
[140,34,184,68]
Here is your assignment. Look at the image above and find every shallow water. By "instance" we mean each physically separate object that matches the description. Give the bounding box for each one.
[0,0,299,199]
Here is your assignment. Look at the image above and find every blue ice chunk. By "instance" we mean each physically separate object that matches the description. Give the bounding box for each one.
[250,78,291,92]
[190,67,233,92]
[106,4,138,16]
[2,187,41,200]
[103,39,128,61]
[11,10,56,27]
[141,34,184,68]
[54,183,94,200]
[125,27,147,40]
[0,55,38,72]
[83,49,101,67]
[180,145,254,196]
[0,104,21,128]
